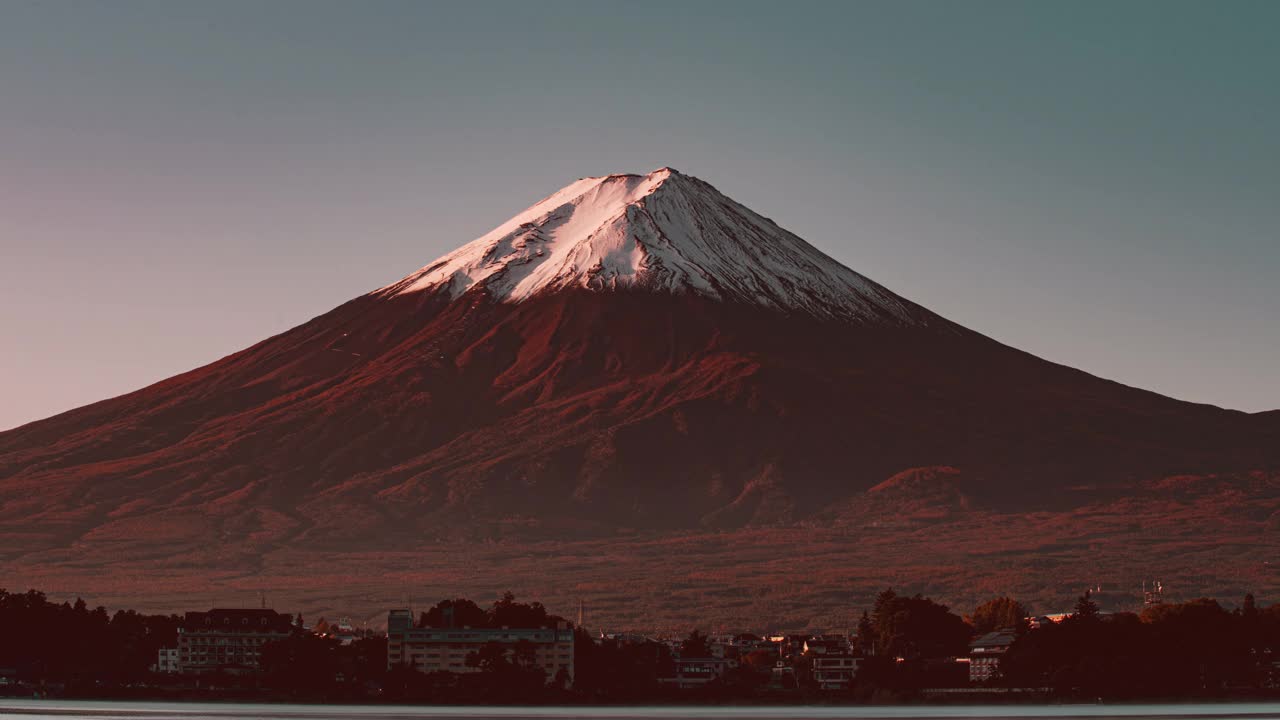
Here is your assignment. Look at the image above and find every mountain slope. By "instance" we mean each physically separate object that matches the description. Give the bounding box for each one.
[0,168,1276,617]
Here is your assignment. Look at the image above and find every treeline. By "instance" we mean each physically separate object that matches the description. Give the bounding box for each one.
[849,589,1280,700]
[568,589,1280,702]
[0,587,387,700]
[417,592,562,629]
[259,634,388,699]
[0,589,180,688]
[1000,593,1280,698]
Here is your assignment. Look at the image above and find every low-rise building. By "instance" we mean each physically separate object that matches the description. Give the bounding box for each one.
[707,634,739,659]
[733,634,773,655]
[767,633,808,659]
[661,657,736,689]
[811,654,859,690]
[315,616,362,645]
[804,634,854,656]
[600,631,654,645]
[386,609,574,684]
[177,608,295,675]
[968,630,1018,684]
[798,633,859,690]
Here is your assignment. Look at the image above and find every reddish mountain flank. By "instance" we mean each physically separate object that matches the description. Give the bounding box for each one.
[2,168,1276,626]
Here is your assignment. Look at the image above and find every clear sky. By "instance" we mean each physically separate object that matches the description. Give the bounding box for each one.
[2,0,1277,430]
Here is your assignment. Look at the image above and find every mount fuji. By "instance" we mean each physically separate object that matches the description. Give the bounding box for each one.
[378,168,932,324]
[1,168,1276,625]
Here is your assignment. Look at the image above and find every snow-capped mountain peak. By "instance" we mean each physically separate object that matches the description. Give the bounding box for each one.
[376,167,928,324]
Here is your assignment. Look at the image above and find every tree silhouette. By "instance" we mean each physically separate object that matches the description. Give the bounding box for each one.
[465,641,511,673]
[0,588,180,686]
[261,632,341,690]
[572,627,671,700]
[680,629,711,657]
[1002,596,1277,698]
[969,596,1029,635]
[869,588,970,660]
[419,598,489,628]
[464,638,547,699]
[419,594,561,629]
[856,610,875,655]
[1072,590,1100,622]
[490,592,552,627]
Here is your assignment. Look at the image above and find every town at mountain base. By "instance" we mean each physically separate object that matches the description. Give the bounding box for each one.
[0,168,1277,625]
[5,585,1280,703]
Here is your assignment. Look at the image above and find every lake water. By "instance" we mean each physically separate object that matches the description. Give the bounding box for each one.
[2,701,1280,720]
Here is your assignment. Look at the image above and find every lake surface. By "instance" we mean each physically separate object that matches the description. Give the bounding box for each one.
[3,701,1280,720]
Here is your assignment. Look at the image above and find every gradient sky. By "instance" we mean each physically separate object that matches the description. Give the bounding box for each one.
[2,0,1277,430]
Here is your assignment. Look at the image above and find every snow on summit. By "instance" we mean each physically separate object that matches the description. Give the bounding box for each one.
[376,167,929,324]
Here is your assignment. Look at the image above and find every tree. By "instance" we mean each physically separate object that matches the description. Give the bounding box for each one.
[261,632,341,691]
[572,628,671,700]
[969,596,1029,635]
[465,641,511,674]
[1242,593,1258,619]
[856,610,875,655]
[870,589,899,656]
[418,594,562,630]
[464,639,546,700]
[680,629,711,657]
[0,588,180,685]
[335,636,388,687]
[869,589,970,660]
[741,648,777,673]
[1004,598,1259,698]
[419,598,488,628]
[719,657,769,696]
[511,638,539,671]
[490,592,552,628]
[1072,590,1100,623]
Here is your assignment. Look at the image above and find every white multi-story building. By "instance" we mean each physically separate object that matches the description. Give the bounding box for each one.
[386,609,574,684]
[152,647,179,674]
[177,608,294,675]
